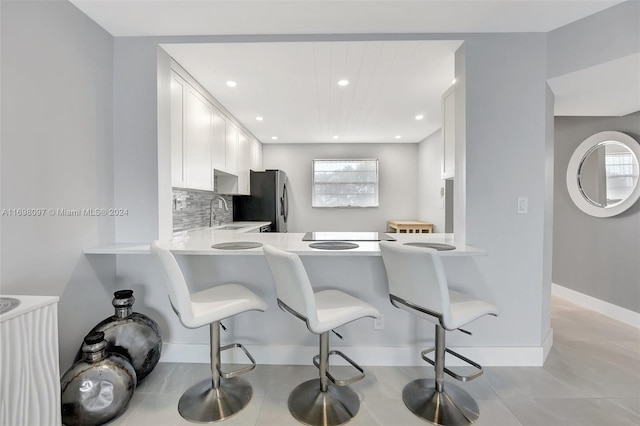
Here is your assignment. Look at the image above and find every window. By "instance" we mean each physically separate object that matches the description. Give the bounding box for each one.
[606,151,637,188]
[312,159,379,207]
[605,151,639,203]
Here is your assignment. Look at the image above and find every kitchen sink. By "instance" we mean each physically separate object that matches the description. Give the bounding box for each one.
[214,224,248,231]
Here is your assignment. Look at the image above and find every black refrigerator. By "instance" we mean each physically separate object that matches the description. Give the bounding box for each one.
[233,170,289,232]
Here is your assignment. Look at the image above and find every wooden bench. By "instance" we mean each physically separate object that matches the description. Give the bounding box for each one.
[387,220,434,233]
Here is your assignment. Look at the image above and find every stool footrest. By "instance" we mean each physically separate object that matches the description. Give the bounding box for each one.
[218,343,257,379]
[421,346,483,382]
[313,350,365,386]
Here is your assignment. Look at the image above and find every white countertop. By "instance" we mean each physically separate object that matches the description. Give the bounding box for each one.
[85,224,486,257]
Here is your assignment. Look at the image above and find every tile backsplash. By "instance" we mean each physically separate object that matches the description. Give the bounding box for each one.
[172,187,233,233]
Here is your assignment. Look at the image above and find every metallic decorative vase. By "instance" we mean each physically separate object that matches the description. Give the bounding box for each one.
[88,289,162,382]
[61,332,136,426]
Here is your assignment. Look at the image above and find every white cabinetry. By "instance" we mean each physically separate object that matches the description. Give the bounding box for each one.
[170,66,259,194]
[250,138,263,172]
[225,123,238,176]
[183,87,214,191]
[442,85,455,179]
[212,112,226,172]
[170,74,185,187]
[237,131,250,195]
[216,122,242,194]
[171,71,213,191]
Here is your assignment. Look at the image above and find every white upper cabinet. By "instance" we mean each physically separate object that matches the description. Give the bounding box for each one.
[183,87,214,191]
[212,112,226,171]
[225,123,239,176]
[170,65,258,194]
[250,138,263,172]
[170,74,186,188]
[237,131,250,195]
[442,85,455,180]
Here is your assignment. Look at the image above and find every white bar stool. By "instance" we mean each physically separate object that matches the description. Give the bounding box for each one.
[150,241,267,423]
[262,245,380,426]
[379,242,498,426]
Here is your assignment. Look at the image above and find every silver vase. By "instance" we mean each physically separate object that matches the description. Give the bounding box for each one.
[61,332,136,426]
[86,289,162,382]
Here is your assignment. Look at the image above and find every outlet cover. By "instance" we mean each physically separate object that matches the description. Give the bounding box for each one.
[374,314,384,330]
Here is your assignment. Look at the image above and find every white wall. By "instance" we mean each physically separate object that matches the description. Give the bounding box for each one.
[417,130,446,232]
[0,0,116,369]
[262,143,418,232]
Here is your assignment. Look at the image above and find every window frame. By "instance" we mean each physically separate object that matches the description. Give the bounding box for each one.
[311,159,379,208]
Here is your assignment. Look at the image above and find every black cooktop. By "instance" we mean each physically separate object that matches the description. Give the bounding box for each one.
[302,232,396,242]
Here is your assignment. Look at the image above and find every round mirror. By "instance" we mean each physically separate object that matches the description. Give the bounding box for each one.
[567,131,640,217]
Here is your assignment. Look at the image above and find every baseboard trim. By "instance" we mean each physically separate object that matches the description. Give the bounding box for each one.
[552,283,640,329]
[160,342,549,367]
[541,327,554,363]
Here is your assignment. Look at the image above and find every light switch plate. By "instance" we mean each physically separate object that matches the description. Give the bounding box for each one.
[517,197,528,214]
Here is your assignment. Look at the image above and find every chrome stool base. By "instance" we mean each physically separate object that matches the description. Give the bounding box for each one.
[288,379,360,426]
[402,379,479,426]
[178,377,253,423]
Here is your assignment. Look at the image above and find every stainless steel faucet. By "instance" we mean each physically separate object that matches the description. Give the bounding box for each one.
[210,195,229,227]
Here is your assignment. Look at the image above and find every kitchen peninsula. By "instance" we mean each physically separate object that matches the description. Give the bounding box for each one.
[85,227,484,256]
[84,228,539,369]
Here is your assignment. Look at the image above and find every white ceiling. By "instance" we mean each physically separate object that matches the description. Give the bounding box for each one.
[162,41,461,143]
[69,0,633,144]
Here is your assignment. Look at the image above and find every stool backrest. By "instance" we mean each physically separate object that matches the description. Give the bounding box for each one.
[150,241,195,328]
[262,245,319,329]
[379,242,451,324]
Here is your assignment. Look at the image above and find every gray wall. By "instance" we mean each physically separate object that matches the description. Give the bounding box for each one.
[548,0,640,315]
[113,37,163,243]
[2,0,636,372]
[88,30,556,354]
[461,34,552,346]
[547,0,640,79]
[553,112,640,313]
[0,0,117,369]
[262,143,419,232]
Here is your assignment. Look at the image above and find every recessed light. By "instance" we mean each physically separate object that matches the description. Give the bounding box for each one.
[337,80,349,87]
[226,80,237,87]
[271,136,278,140]
[256,116,263,121]
[415,114,424,120]
[333,135,339,140]
[452,78,457,84]
[395,135,402,139]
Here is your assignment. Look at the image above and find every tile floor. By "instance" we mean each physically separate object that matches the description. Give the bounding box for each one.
[112,297,640,425]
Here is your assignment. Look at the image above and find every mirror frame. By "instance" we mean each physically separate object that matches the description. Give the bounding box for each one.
[566,131,640,217]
